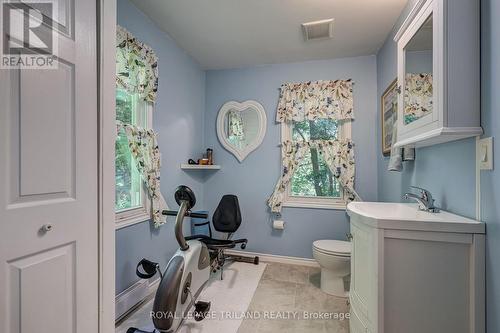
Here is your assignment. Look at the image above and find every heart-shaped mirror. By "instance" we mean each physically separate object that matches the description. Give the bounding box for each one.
[216,100,267,162]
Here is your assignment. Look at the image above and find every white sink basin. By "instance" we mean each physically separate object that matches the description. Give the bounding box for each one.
[347,202,485,234]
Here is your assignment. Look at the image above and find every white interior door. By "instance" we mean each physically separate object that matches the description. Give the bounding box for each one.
[0,0,99,332]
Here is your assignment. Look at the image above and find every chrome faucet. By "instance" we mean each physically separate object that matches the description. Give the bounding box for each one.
[403,186,440,213]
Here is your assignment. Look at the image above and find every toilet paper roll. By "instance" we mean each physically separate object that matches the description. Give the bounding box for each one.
[273,220,285,230]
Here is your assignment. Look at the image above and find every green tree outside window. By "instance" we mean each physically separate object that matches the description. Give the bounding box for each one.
[115,89,143,211]
[290,119,341,198]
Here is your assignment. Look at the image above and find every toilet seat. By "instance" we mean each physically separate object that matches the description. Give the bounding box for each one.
[313,240,351,257]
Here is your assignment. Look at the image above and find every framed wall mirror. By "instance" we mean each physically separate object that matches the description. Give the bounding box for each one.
[216,100,267,162]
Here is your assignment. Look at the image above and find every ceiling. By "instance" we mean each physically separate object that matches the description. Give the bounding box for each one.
[130,0,408,70]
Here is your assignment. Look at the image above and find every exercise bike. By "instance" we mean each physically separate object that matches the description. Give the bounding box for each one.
[128,186,212,333]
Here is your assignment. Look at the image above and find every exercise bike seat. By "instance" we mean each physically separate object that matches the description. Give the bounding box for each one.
[186,234,237,250]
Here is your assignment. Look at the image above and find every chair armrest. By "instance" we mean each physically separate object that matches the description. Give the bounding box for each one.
[205,242,236,250]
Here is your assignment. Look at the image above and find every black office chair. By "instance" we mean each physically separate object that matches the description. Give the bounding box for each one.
[186,195,259,279]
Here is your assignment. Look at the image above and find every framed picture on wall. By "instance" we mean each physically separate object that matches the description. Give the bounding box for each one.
[381,79,398,156]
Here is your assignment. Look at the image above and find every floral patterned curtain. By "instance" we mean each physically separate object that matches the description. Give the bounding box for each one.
[117,122,167,227]
[116,25,159,103]
[404,73,433,124]
[319,140,359,202]
[268,140,359,213]
[276,80,354,123]
[267,141,311,212]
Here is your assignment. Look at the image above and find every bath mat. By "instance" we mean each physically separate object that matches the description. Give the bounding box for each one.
[116,261,267,333]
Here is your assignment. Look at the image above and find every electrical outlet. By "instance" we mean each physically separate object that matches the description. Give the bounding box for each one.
[477,137,493,170]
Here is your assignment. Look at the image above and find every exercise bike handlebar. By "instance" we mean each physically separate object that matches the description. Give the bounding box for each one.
[176,202,189,250]
[162,210,209,219]
[162,203,209,251]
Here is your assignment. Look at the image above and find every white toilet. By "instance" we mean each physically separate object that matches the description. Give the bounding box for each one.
[312,240,351,297]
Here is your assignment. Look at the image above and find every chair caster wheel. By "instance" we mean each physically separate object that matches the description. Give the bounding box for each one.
[241,243,246,249]
[254,257,259,265]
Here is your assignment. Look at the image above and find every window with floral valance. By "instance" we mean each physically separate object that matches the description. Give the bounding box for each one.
[116,25,158,103]
[276,79,355,123]
[268,79,360,213]
[115,25,167,228]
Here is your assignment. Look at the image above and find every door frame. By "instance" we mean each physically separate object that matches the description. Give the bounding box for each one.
[98,0,117,331]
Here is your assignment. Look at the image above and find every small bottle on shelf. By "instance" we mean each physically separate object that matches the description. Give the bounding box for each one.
[206,148,213,165]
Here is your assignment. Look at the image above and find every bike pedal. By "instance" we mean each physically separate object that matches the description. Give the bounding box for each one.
[194,301,211,321]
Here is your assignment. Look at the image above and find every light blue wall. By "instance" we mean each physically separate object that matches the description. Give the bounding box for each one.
[115,0,206,294]
[203,56,378,259]
[376,0,476,219]
[481,0,500,331]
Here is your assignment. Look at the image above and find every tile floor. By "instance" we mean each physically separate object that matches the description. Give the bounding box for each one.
[237,263,349,333]
[116,262,350,333]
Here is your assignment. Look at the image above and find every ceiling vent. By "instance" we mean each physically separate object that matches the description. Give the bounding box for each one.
[302,19,334,41]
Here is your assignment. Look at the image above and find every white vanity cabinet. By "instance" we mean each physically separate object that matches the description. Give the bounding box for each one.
[347,202,485,333]
[394,0,482,148]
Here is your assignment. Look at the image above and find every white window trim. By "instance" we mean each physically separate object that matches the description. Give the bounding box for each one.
[115,100,154,229]
[280,119,351,210]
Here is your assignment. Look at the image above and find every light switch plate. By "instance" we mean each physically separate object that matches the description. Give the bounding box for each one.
[477,137,493,170]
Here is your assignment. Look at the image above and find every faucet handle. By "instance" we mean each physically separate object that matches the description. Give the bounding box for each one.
[410,186,437,208]
[409,185,426,192]
[410,186,431,199]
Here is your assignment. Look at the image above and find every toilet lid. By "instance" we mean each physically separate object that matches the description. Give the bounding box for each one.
[313,240,351,256]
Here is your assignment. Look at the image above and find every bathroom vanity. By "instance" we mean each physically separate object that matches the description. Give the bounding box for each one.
[347,202,485,333]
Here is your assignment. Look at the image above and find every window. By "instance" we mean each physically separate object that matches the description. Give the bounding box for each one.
[281,118,351,210]
[115,88,153,227]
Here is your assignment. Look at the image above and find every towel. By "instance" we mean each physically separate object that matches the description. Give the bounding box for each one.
[388,122,403,171]
[387,122,415,171]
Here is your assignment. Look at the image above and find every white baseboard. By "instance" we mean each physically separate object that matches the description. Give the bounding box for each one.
[225,249,319,267]
[115,277,159,321]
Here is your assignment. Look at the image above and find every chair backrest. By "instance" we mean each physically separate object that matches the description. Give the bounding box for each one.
[212,195,241,233]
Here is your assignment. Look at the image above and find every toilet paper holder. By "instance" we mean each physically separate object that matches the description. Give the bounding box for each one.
[273,219,285,230]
